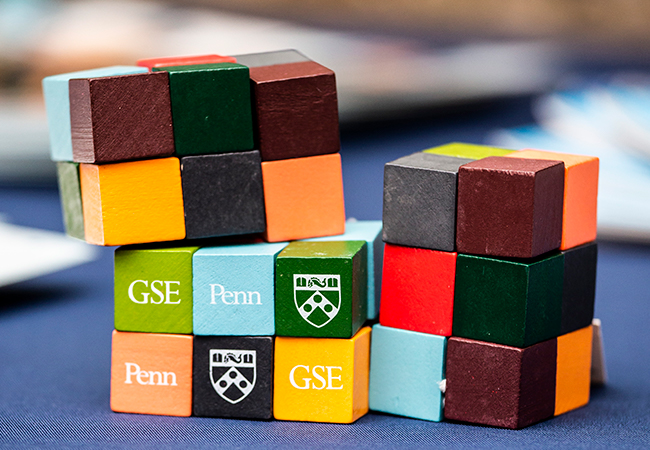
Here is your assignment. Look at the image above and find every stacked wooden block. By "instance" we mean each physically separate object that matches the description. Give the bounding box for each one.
[370,142,599,429]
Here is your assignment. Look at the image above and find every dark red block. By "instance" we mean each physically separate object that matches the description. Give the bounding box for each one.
[379,243,456,336]
[444,337,557,429]
[248,61,339,161]
[456,156,565,259]
[69,72,174,164]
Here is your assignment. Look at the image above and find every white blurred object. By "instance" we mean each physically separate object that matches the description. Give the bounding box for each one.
[591,318,607,386]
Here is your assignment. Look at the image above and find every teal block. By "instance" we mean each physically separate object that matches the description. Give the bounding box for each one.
[369,324,446,421]
[42,66,147,161]
[304,220,383,319]
[193,242,288,336]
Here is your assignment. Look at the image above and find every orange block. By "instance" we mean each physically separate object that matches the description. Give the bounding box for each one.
[273,327,371,423]
[80,157,185,246]
[111,330,193,417]
[136,54,237,70]
[555,325,593,416]
[505,149,599,250]
[261,153,345,242]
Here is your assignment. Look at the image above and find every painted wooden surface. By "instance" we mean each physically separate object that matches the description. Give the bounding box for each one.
[137,54,237,70]
[562,242,598,335]
[55,162,84,240]
[423,142,514,159]
[232,49,310,68]
[273,327,370,423]
[555,325,593,416]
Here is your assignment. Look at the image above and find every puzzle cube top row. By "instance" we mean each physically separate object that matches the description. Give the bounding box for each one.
[383,143,599,257]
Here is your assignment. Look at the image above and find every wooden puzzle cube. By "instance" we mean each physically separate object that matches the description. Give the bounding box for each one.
[453,251,563,347]
[275,241,367,338]
[249,60,340,161]
[369,324,446,422]
[273,327,371,423]
[42,65,147,161]
[380,243,457,336]
[456,156,565,258]
[193,336,274,420]
[444,336,557,429]
[153,63,254,156]
[56,162,84,240]
[69,71,174,163]
[304,220,383,320]
[506,149,599,250]
[114,245,198,334]
[423,142,514,160]
[111,330,193,417]
[193,242,288,336]
[555,325,593,416]
[137,54,237,70]
[383,152,473,252]
[80,157,185,246]
[261,153,345,242]
[562,242,597,335]
[180,151,266,239]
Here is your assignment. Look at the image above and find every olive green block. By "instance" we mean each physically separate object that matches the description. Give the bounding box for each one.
[56,162,84,240]
[114,245,200,334]
[423,142,514,160]
[275,241,367,338]
[453,252,564,348]
[153,63,254,156]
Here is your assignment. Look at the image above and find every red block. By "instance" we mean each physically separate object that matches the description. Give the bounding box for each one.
[136,54,237,70]
[379,243,457,336]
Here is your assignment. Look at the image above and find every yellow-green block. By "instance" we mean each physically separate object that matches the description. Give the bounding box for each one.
[424,142,514,160]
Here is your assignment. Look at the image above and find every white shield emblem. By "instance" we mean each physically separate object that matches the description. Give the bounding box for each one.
[210,349,256,404]
[293,274,341,328]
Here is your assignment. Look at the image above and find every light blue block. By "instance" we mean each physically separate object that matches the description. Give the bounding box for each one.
[42,66,147,161]
[369,324,446,422]
[193,242,288,336]
[304,220,383,319]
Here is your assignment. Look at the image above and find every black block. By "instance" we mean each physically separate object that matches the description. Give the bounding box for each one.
[181,151,266,239]
[561,242,597,335]
[193,336,274,419]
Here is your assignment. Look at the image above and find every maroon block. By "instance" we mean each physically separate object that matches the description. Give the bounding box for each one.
[70,72,174,164]
[444,337,557,429]
[248,61,339,161]
[456,156,564,259]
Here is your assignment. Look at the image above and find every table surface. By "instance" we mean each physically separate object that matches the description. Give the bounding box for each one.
[1,98,650,449]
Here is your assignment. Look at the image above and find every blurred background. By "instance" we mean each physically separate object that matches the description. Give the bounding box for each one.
[2,0,650,240]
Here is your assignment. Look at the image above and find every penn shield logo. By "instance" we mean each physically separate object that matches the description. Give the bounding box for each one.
[293,274,341,328]
[210,349,256,404]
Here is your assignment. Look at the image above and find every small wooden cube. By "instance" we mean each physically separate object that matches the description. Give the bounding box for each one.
[369,324,446,422]
[423,142,514,160]
[453,252,563,347]
[193,336,274,420]
[193,242,288,336]
[114,245,198,334]
[444,336,557,429]
[562,242,597,335]
[56,162,84,240]
[137,54,236,70]
[111,330,193,417]
[69,71,174,163]
[383,152,473,252]
[232,49,310,68]
[261,153,345,242]
[42,66,147,161]
[275,241,367,338]
[273,327,371,423]
[80,157,185,246]
[153,63,254,156]
[380,243,457,336]
[180,151,266,239]
[304,220,383,320]
[555,325,593,416]
[506,149,599,250]
[456,156,565,258]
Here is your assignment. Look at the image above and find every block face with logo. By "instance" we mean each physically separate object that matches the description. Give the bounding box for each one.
[273,327,371,423]
[193,336,274,419]
[114,245,198,334]
[193,242,288,336]
[110,330,193,417]
[453,252,563,348]
[380,243,457,336]
[275,241,367,338]
[369,324,446,422]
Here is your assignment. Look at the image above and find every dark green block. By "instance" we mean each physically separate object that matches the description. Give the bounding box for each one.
[56,162,84,240]
[114,244,199,334]
[275,241,367,338]
[453,252,563,347]
[154,63,254,155]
